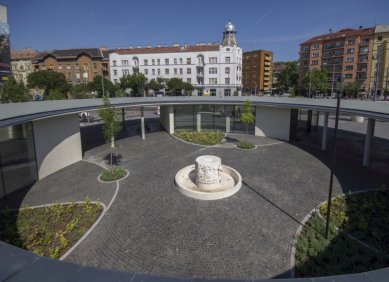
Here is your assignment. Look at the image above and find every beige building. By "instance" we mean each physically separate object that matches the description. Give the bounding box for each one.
[11,49,38,84]
[242,50,273,94]
[369,25,389,96]
[32,48,109,85]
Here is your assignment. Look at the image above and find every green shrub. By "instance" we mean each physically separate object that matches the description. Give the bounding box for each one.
[236,141,255,150]
[100,167,127,181]
[295,213,389,277]
[319,191,389,253]
[174,130,224,145]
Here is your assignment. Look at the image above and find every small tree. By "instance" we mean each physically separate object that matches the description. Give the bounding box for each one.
[98,97,121,172]
[119,73,147,96]
[240,99,255,134]
[344,81,361,98]
[27,70,70,98]
[0,77,31,103]
[302,69,329,96]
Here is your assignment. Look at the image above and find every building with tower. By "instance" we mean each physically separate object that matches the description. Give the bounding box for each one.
[109,21,242,96]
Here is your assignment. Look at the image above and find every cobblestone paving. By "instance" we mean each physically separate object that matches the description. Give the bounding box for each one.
[1,161,116,209]
[66,131,349,280]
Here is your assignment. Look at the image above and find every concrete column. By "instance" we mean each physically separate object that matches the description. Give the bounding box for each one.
[363,118,375,166]
[33,114,82,180]
[226,115,231,133]
[122,108,125,129]
[141,106,145,140]
[197,113,201,132]
[311,111,320,128]
[322,112,329,151]
[306,110,312,132]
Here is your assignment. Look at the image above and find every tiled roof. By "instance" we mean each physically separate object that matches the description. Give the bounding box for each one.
[33,48,104,62]
[301,27,374,45]
[113,44,220,55]
[11,48,38,60]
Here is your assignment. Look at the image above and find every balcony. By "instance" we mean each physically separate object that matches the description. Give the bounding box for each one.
[197,72,204,78]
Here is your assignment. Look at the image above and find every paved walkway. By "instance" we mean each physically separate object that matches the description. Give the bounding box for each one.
[3,124,389,280]
[66,131,349,280]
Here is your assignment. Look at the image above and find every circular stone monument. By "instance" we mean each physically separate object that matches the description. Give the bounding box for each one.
[175,155,242,200]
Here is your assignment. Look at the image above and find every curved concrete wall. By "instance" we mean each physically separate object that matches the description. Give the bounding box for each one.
[33,114,82,180]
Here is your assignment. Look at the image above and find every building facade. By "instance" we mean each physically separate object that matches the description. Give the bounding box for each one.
[32,48,109,85]
[299,27,374,94]
[0,4,10,87]
[369,25,389,96]
[109,21,242,96]
[242,50,273,94]
[11,49,38,84]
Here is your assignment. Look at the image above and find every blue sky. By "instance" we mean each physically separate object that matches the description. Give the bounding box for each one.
[3,0,389,61]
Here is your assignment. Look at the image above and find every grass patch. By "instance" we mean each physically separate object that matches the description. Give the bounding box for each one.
[174,130,224,145]
[236,141,255,150]
[0,200,103,259]
[295,191,389,277]
[100,167,127,181]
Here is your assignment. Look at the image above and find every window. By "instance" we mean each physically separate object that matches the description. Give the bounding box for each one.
[144,59,148,65]
[311,60,319,65]
[114,79,118,84]
[209,67,217,74]
[122,60,129,66]
[209,78,218,84]
[180,58,183,64]
[76,72,80,79]
[345,65,353,71]
[187,78,191,83]
[58,64,62,70]
[122,69,130,75]
[66,64,71,70]
[303,46,309,52]
[93,72,97,77]
[344,74,353,79]
[84,63,89,71]
[67,72,71,79]
[346,48,355,54]
[113,69,117,76]
[144,69,148,75]
[335,41,343,48]
[312,44,320,49]
[93,63,97,69]
[187,68,191,74]
[225,56,231,63]
[179,68,183,75]
[157,59,160,65]
[377,35,383,41]
[174,68,177,75]
[225,67,230,74]
[165,58,169,65]
[347,39,355,45]
[157,69,160,75]
[165,68,169,75]
[225,78,230,84]
[113,60,117,66]
[311,53,319,57]
[174,58,177,65]
[152,69,155,75]
[187,58,191,64]
[346,57,354,62]
[209,57,217,63]
[152,59,155,65]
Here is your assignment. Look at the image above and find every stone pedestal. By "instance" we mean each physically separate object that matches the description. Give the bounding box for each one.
[195,155,222,190]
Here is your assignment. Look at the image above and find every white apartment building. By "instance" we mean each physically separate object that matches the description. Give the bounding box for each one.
[109,21,242,96]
